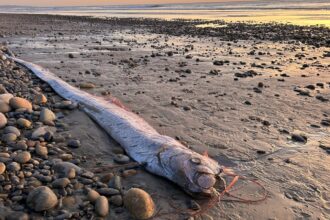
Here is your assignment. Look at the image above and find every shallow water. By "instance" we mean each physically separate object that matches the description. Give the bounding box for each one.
[1,1,330,27]
[48,9,330,27]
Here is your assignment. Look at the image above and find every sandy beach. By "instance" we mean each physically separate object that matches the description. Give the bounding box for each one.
[0,14,329,219]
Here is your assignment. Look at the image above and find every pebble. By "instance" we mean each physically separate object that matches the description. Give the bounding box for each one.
[122,169,137,178]
[79,82,95,89]
[0,112,7,128]
[60,153,73,161]
[183,106,191,111]
[95,196,109,217]
[27,186,58,212]
[9,97,32,110]
[0,100,11,113]
[16,118,32,128]
[33,93,47,104]
[321,119,330,127]
[14,151,31,164]
[67,139,81,148]
[52,178,70,188]
[97,188,120,196]
[87,189,100,203]
[108,175,122,190]
[124,188,155,220]
[0,93,13,103]
[0,162,6,174]
[53,161,81,178]
[113,154,130,164]
[2,133,17,143]
[7,162,20,172]
[35,144,48,157]
[291,134,307,143]
[31,126,56,140]
[4,126,21,136]
[40,108,56,123]
[100,173,114,183]
[5,212,29,220]
[110,195,123,206]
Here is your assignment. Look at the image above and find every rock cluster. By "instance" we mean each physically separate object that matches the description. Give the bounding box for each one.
[0,47,155,219]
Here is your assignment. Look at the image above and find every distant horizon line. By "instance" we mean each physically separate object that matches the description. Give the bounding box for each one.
[0,1,239,8]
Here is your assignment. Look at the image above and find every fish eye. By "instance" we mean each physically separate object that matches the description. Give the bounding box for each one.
[190,157,201,164]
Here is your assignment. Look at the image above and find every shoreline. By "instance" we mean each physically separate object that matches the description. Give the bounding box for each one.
[0,13,329,219]
[0,13,330,48]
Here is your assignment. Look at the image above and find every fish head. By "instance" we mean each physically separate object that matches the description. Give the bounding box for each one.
[182,155,225,198]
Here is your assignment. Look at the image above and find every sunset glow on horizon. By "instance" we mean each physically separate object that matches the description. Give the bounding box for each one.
[0,0,248,7]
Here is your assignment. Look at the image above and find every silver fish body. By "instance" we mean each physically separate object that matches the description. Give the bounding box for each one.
[12,56,223,197]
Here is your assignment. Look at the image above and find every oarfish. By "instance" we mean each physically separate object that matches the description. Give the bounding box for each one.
[11,56,224,197]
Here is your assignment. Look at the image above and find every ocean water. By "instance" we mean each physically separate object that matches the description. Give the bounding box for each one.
[1,0,330,27]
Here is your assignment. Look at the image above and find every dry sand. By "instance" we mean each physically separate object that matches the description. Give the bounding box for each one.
[0,14,329,219]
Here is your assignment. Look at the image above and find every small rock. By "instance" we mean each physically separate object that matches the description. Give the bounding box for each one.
[108,175,122,190]
[97,188,120,196]
[16,118,32,128]
[321,119,330,127]
[0,100,11,113]
[2,133,17,143]
[124,188,155,220]
[35,144,48,157]
[0,162,6,174]
[113,154,130,164]
[60,153,73,161]
[40,108,56,123]
[27,186,58,212]
[9,97,32,110]
[0,93,13,103]
[4,126,21,136]
[14,151,31,164]
[316,95,329,102]
[79,82,95,89]
[122,169,137,178]
[53,161,81,178]
[0,112,7,128]
[52,178,70,188]
[31,126,56,140]
[95,196,109,217]
[291,134,307,143]
[183,106,191,111]
[87,189,100,203]
[100,173,114,183]
[110,195,123,206]
[5,212,29,220]
[0,85,8,94]
[67,139,81,148]
[7,162,20,172]
[33,93,47,104]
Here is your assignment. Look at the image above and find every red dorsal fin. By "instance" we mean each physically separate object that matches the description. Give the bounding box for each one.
[106,96,130,111]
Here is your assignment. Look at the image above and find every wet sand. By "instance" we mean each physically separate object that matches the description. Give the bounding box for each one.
[0,14,329,219]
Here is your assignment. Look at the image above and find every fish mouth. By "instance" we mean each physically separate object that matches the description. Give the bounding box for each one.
[188,173,225,198]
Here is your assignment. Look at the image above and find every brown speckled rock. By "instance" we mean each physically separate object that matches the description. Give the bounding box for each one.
[124,188,155,220]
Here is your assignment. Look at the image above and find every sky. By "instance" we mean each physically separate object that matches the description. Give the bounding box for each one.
[0,0,249,7]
